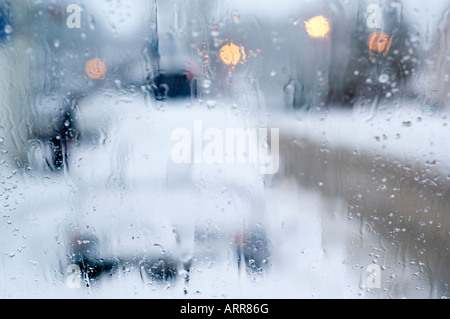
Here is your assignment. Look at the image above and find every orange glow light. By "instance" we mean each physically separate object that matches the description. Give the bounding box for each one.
[367,32,392,56]
[219,43,246,68]
[85,58,107,80]
[304,15,330,39]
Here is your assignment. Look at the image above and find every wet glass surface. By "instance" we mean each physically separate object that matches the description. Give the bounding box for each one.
[0,0,448,298]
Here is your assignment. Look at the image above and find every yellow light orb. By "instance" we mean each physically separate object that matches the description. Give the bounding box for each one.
[220,43,246,66]
[85,58,107,80]
[304,15,330,39]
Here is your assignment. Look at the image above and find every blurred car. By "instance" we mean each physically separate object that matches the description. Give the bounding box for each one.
[65,94,271,287]
[15,0,271,287]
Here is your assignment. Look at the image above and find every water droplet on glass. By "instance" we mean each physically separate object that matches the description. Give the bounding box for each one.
[378,74,389,83]
[206,100,217,109]
[4,24,12,34]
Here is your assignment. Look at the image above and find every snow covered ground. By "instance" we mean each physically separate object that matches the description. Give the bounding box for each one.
[1,92,448,299]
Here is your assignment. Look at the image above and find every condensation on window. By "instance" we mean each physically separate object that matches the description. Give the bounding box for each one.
[0,0,448,299]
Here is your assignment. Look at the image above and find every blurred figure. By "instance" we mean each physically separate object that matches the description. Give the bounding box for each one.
[328,0,421,107]
[422,5,450,110]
